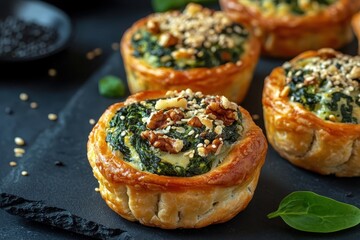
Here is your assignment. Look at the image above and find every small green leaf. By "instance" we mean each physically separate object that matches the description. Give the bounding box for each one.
[268,191,360,233]
[151,0,217,12]
[98,75,125,98]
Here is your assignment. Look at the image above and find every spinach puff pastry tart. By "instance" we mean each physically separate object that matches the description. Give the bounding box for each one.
[263,48,360,177]
[87,89,267,229]
[220,0,359,58]
[120,3,260,103]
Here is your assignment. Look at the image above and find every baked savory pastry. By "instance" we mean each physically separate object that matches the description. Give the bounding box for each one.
[263,48,360,177]
[352,12,360,54]
[220,0,359,58]
[87,89,267,229]
[120,3,260,103]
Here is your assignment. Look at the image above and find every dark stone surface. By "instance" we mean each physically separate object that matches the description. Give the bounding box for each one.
[0,0,359,239]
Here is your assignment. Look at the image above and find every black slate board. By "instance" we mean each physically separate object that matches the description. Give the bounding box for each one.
[1,43,360,239]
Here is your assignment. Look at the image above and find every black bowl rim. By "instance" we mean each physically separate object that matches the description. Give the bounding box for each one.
[0,0,74,63]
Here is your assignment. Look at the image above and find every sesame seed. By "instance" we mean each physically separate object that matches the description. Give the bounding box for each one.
[328,114,336,122]
[95,187,100,192]
[48,68,57,77]
[14,147,25,154]
[93,48,103,56]
[19,93,29,101]
[30,102,38,109]
[89,119,96,125]
[188,130,195,135]
[111,42,119,51]
[14,137,25,146]
[252,114,260,120]
[120,116,125,120]
[9,161,17,167]
[21,171,28,176]
[86,51,95,60]
[48,113,58,121]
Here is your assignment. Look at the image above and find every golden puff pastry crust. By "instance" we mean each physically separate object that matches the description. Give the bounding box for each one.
[120,4,260,103]
[352,12,360,54]
[220,0,359,58]
[87,90,267,229]
[263,49,360,177]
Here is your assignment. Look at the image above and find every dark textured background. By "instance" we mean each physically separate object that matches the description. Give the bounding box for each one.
[0,0,360,239]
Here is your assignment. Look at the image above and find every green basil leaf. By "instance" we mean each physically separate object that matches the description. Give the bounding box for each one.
[151,0,217,12]
[268,191,360,233]
[98,75,125,98]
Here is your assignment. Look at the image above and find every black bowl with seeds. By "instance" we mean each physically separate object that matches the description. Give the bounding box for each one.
[0,0,72,62]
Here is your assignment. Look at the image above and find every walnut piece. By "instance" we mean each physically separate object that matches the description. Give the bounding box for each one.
[147,109,184,130]
[198,138,223,157]
[188,116,203,128]
[205,96,238,126]
[146,19,160,34]
[141,130,183,153]
[158,33,178,47]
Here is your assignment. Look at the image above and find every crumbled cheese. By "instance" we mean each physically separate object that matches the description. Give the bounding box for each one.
[155,97,187,110]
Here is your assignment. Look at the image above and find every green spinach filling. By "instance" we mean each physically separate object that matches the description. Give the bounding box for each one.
[284,56,360,123]
[106,96,243,177]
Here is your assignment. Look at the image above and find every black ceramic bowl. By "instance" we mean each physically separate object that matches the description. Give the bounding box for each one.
[0,0,72,62]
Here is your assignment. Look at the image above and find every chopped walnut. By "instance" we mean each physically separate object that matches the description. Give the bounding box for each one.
[147,109,184,130]
[188,116,203,128]
[146,20,160,34]
[158,33,178,47]
[141,130,183,153]
[198,138,223,157]
[205,97,238,126]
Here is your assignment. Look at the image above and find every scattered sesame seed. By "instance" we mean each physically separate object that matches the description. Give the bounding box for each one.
[9,161,17,167]
[30,102,38,109]
[14,147,25,155]
[48,68,57,77]
[89,119,96,125]
[19,93,29,101]
[14,137,25,146]
[48,113,58,121]
[252,114,260,120]
[93,48,102,56]
[21,171,28,176]
[188,130,195,135]
[120,116,125,120]
[86,51,95,60]
[111,42,119,51]
[95,187,100,192]
[328,114,336,122]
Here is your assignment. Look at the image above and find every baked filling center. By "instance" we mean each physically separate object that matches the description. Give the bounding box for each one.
[283,49,360,123]
[130,4,249,70]
[106,89,244,177]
